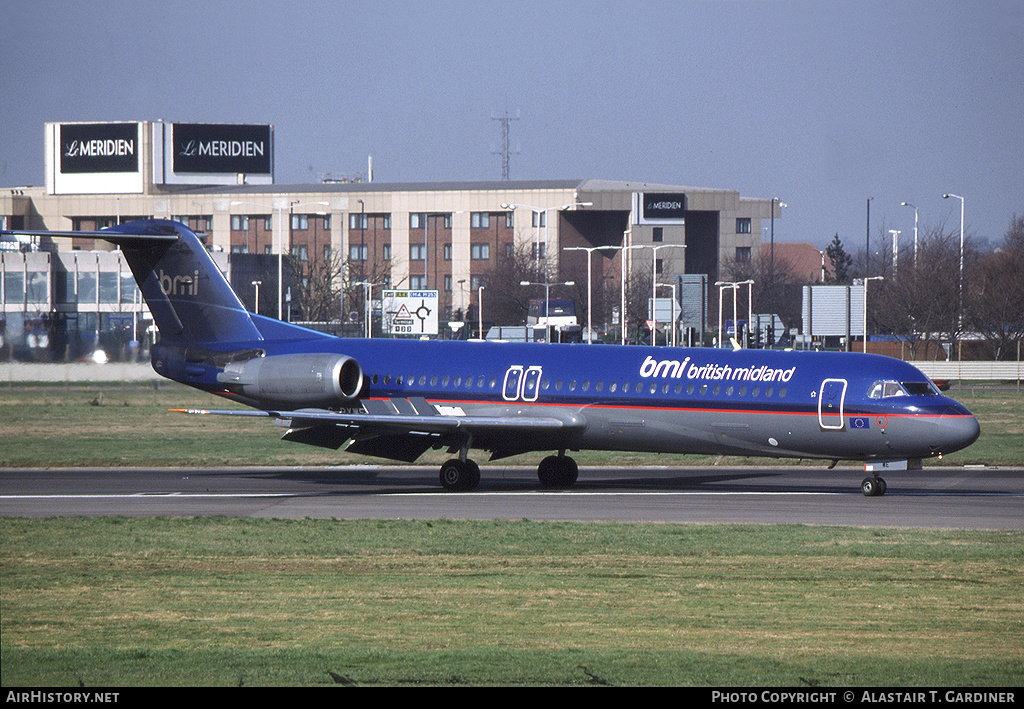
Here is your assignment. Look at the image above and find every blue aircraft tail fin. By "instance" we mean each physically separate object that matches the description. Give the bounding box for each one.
[101,219,264,346]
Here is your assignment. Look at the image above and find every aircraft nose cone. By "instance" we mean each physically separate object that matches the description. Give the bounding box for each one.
[931,406,981,456]
[953,414,981,451]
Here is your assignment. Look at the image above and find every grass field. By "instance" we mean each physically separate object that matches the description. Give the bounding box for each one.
[2,518,1022,686]
[1,382,1022,686]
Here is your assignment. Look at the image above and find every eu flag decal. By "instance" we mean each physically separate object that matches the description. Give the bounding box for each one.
[850,417,871,429]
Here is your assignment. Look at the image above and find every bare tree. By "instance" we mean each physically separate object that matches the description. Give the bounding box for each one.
[965,214,1024,359]
[872,225,971,359]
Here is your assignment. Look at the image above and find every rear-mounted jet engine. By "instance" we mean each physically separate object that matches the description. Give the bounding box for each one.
[218,353,364,407]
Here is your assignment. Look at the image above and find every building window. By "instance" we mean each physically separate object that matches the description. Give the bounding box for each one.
[444,275,453,292]
[409,275,427,290]
[231,215,249,231]
[383,245,392,261]
[410,243,426,261]
[736,218,752,234]
[505,212,514,228]
[471,212,490,228]
[471,243,490,260]
[736,247,751,262]
[653,227,664,243]
[443,243,452,261]
[531,243,547,260]
[410,213,426,229]
[291,214,309,230]
[350,213,368,230]
[349,244,368,261]
[531,211,546,228]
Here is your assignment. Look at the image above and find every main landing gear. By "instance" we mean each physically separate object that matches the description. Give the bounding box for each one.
[438,453,580,492]
[860,474,887,497]
[439,458,481,492]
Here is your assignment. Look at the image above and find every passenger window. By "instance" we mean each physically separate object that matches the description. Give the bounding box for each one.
[686,384,694,395]
[778,387,786,398]
[751,386,759,398]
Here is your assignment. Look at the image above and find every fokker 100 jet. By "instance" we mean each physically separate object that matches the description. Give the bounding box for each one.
[5,219,980,496]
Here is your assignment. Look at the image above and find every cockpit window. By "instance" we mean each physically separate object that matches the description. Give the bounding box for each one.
[903,381,940,396]
[868,380,940,398]
[868,380,906,398]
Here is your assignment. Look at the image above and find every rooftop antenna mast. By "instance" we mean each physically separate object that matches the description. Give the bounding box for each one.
[491,109,520,180]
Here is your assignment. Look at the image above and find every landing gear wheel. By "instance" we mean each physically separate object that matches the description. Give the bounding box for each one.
[537,455,579,489]
[861,475,886,497]
[440,459,480,492]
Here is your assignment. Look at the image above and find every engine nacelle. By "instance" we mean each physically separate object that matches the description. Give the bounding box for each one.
[217,353,364,407]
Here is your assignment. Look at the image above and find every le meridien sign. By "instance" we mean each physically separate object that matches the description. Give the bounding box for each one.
[59,123,139,173]
[635,192,687,225]
[47,122,145,194]
[172,123,272,174]
[153,122,274,185]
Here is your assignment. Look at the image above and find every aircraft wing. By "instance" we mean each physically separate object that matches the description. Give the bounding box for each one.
[173,401,585,461]
[178,407,576,431]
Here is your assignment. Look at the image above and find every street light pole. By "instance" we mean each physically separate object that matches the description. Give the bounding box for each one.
[863,276,884,353]
[519,279,575,342]
[901,201,918,268]
[564,244,621,344]
[943,193,965,334]
[232,200,327,320]
[647,244,685,345]
[501,202,592,271]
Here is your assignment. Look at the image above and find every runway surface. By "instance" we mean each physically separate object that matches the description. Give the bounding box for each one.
[2,464,1021,529]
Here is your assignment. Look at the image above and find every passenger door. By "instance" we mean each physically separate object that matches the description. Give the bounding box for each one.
[818,378,847,430]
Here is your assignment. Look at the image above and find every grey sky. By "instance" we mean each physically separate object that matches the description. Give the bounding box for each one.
[3,0,1021,250]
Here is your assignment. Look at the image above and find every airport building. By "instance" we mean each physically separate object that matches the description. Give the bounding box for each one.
[2,120,780,359]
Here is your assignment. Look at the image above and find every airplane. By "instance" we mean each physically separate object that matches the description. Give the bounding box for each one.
[3,219,980,496]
